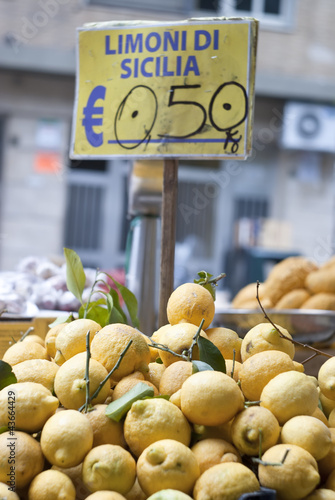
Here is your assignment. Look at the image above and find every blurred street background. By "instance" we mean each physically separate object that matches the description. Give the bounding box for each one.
[0,0,334,301]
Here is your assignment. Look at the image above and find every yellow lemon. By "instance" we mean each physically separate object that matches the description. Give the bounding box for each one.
[2,341,49,366]
[167,283,215,330]
[54,318,101,363]
[85,404,126,448]
[51,463,83,481]
[141,332,160,362]
[320,391,335,418]
[40,409,93,468]
[158,323,209,367]
[312,405,329,426]
[193,420,233,444]
[191,438,241,474]
[319,357,335,401]
[239,350,303,402]
[144,362,166,389]
[0,482,20,500]
[125,478,147,500]
[260,370,319,425]
[205,327,242,362]
[0,382,59,433]
[316,428,335,481]
[231,406,280,456]
[55,351,66,366]
[281,415,331,461]
[137,439,200,496]
[159,360,193,396]
[266,256,317,304]
[147,491,193,500]
[54,352,110,410]
[148,325,171,365]
[12,358,59,393]
[51,463,90,499]
[193,462,260,500]
[21,333,45,346]
[151,324,173,344]
[225,359,242,383]
[169,389,182,409]
[180,370,244,426]
[90,323,151,381]
[45,322,68,359]
[240,323,295,362]
[82,444,136,495]
[0,431,44,490]
[124,398,191,457]
[305,489,335,500]
[258,443,320,500]
[232,282,268,308]
[86,493,128,500]
[28,469,76,500]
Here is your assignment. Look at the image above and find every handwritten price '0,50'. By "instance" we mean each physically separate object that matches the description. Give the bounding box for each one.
[82,81,248,154]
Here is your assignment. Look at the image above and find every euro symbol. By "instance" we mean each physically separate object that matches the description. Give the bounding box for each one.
[82,85,106,147]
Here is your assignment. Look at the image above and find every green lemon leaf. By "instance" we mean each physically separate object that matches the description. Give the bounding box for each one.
[194,271,215,300]
[79,299,109,327]
[106,273,139,328]
[64,248,86,304]
[48,313,75,328]
[106,382,154,422]
[194,270,213,284]
[197,336,226,373]
[204,283,216,300]
[192,360,214,373]
[0,361,17,390]
[106,288,127,325]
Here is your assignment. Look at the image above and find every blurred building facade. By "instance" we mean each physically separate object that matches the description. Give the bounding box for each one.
[0,0,334,295]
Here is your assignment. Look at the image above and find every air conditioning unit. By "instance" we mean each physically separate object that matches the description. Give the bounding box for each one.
[281,101,335,153]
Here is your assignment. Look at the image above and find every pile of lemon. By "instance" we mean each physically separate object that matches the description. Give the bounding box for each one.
[2,282,335,500]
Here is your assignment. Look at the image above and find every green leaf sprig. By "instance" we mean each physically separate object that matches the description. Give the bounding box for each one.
[194,271,226,300]
[64,248,86,304]
[106,382,154,422]
[0,361,17,390]
[63,248,139,329]
[197,335,226,373]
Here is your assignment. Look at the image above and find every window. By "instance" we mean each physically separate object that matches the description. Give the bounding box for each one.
[221,0,296,32]
[84,0,189,16]
[196,0,220,12]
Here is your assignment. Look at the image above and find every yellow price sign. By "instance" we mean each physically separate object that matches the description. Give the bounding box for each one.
[71,18,258,160]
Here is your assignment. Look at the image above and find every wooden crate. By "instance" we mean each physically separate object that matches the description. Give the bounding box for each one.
[0,316,57,358]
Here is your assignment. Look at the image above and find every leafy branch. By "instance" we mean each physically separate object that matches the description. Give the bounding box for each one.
[194,271,226,300]
[63,248,139,329]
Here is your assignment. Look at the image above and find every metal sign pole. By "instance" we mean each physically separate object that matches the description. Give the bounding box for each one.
[158,159,178,328]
